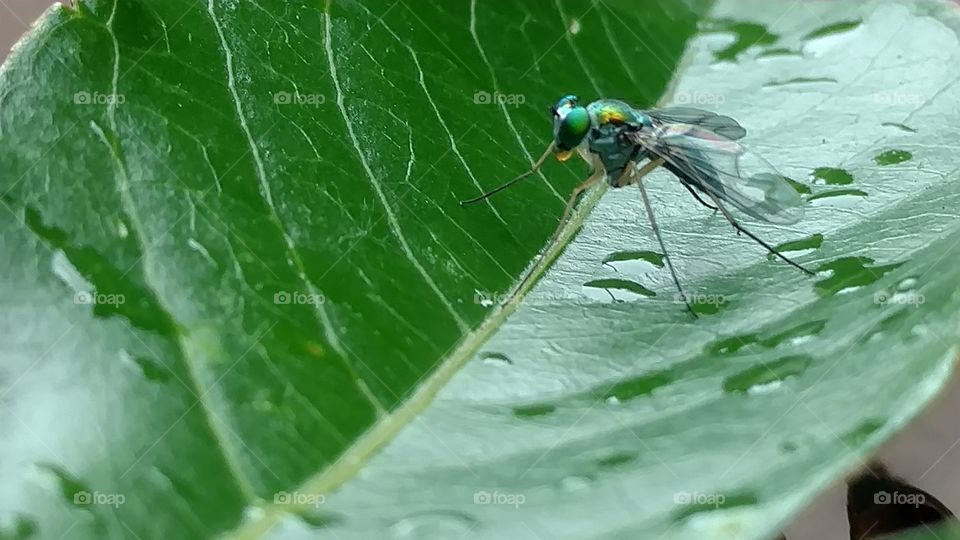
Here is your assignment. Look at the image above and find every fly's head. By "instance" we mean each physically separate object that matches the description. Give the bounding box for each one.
[550,94,589,162]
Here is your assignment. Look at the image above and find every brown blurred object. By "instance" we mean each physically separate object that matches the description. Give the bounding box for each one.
[0,2,58,61]
[846,462,956,539]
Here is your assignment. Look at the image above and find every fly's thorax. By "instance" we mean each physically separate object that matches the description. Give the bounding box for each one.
[585,121,647,188]
[586,99,648,128]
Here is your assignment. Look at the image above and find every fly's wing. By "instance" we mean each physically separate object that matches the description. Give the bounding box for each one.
[642,107,747,140]
[630,124,804,225]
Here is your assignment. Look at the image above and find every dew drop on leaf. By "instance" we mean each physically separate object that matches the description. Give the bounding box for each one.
[389,511,476,539]
[480,352,512,366]
[560,475,592,492]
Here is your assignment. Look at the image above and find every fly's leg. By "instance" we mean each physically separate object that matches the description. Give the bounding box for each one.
[616,157,665,188]
[461,142,555,205]
[635,174,697,319]
[615,158,697,318]
[515,167,605,292]
[681,182,719,212]
[705,192,815,276]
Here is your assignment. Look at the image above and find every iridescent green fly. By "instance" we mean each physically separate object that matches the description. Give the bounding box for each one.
[461,95,814,317]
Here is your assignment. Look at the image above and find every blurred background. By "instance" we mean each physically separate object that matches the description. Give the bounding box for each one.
[1,2,958,539]
[0,1,51,57]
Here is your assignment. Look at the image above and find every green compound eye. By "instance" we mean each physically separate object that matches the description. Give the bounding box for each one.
[555,106,590,150]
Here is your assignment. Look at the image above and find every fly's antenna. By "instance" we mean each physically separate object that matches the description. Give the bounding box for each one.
[460,142,556,205]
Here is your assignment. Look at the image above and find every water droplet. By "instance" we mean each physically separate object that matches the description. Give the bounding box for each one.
[51,250,91,294]
[390,511,477,539]
[814,257,902,297]
[763,77,838,88]
[36,464,90,508]
[480,352,512,366]
[599,371,674,402]
[0,514,37,540]
[811,167,854,185]
[709,320,826,356]
[596,452,637,469]
[601,251,664,273]
[242,505,266,522]
[561,475,592,491]
[686,292,731,316]
[769,233,823,261]
[757,47,802,59]
[842,419,884,445]
[583,278,655,302]
[709,334,760,355]
[24,205,176,334]
[723,355,812,394]
[802,20,862,56]
[860,308,913,343]
[187,238,216,266]
[874,149,913,166]
[802,19,862,40]
[808,189,869,206]
[568,19,581,35]
[746,379,783,395]
[673,492,759,521]
[761,320,827,348]
[299,508,344,529]
[785,178,812,195]
[513,403,556,418]
[120,349,171,382]
[702,19,777,62]
[897,277,919,291]
[116,220,128,239]
[881,122,917,133]
[779,441,799,454]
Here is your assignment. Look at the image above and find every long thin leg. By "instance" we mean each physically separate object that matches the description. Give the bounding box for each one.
[461,142,555,205]
[515,168,605,291]
[615,157,664,187]
[681,182,719,211]
[705,192,815,276]
[637,180,697,318]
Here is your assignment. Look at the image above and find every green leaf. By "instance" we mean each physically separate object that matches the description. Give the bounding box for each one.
[0,0,704,539]
[2,1,959,540]
[240,0,958,538]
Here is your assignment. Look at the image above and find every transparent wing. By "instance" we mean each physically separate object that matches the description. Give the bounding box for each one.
[630,124,804,225]
[642,107,747,140]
